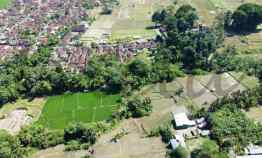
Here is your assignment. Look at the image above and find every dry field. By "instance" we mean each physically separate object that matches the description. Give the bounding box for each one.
[179,0,262,25]
[246,107,262,122]
[0,109,32,134]
[0,98,45,134]
[33,119,167,158]
[180,0,262,54]
[32,145,89,158]
[81,0,172,43]
[92,119,167,158]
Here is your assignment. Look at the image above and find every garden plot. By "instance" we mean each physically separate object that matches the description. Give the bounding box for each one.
[196,73,246,97]
[0,109,32,134]
[229,72,259,89]
[176,76,217,106]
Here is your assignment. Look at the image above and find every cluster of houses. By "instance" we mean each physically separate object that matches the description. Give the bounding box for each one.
[0,0,88,59]
[170,112,210,150]
[170,112,262,158]
[54,38,157,71]
[0,0,158,71]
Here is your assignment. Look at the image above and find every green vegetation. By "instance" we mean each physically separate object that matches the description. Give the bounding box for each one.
[38,92,120,129]
[0,130,27,158]
[208,105,262,153]
[0,0,11,9]
[212,46,262,77]
[125,97,152,118]
[0,122,102,157]
[18,125,64,149]
[230,3,262,32]
[169,146,189,158]
[148,125,174,143]
[152,4,221,72]
[1,1,262,158]
[191,140,228,158]
[64,123,97,151]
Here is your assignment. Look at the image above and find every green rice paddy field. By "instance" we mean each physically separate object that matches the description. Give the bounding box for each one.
[38,92,121,129]
[0,0,11,9]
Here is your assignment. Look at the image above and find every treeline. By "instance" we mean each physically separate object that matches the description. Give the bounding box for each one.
[211,46,262,79]
[0,49,88,105]
[0,122,101,158]
[0,45,185,106]
[224,3,262,33]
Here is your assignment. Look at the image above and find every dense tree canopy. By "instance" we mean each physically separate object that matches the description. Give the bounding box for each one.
[231,3,262,32]
[64,122,97,145]
[125,97,152,118]
[169,146,189,158]
[208,105,262,153]
[0,130,28,158]
[18,125,64,149]
[152,4,219,71]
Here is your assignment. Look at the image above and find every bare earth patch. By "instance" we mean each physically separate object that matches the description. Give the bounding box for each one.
[93,119,167,158]
[32,145,88,158]
[177,76,217,106]
[246,107,262,122]
[196,73,246,97]
[0,98,46,134]
[0,109,32,134]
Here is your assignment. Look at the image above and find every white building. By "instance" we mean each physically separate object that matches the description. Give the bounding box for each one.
[172,112,196,129]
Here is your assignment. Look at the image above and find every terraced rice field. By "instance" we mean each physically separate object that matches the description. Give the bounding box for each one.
[38,92,121,129]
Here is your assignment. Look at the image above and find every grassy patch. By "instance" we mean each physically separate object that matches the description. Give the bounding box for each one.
[37,92,121,129]
[0,0,11,9]
[186,137,209,152]
[229,72,259,89]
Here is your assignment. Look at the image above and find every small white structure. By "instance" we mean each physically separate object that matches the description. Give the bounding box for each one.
[196,117,207,129]
[236,155,262,158]
[237,145,262,158]
[246,145,262,155]
[170,134,186,150]
[170,139,180,150]
[175,134,186,147]
[172,112,196,129]
[199,129,211,137]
